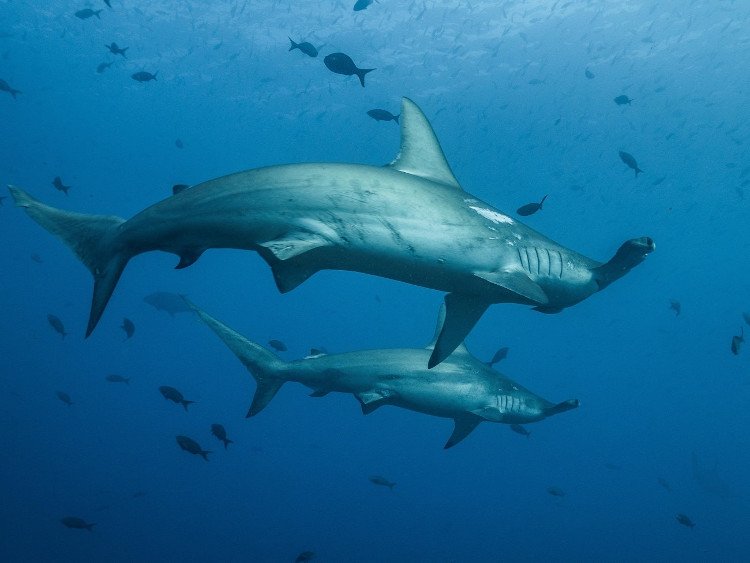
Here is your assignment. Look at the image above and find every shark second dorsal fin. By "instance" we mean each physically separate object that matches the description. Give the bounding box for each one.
[388,98,461,189]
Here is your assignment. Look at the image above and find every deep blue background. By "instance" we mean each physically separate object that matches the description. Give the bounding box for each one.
[1,1,748,561]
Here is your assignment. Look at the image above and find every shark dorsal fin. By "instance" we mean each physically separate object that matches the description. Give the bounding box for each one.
[388,97,461,189]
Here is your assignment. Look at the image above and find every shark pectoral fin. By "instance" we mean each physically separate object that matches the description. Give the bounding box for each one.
[474,270,548,305]
[357,390,388,415]
[388,97,462,189]
[471,406,502,422]
[445,416,482,449]
[429,293,490,369]
[247,377,285,417]
[258,233,329,261]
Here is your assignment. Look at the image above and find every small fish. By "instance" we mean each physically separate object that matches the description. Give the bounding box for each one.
[75,9,102,20]
[47,314,67,338]
[106,42,128,58]
[516,195,548,216]
[0,195,6,206]
[614,95,633,105]
[651,176,666,186]
[120,317,135,339]
[60,516,94,530]
[527,78,545,85]
[56,391,73,406]
[676,513,695,528]
[742,312,750,326]
[353,0,375,11]
[210,423,234,449]
[172,184,190,195]
[547,486,566,497]
[31,253,43,263]
[176,435,210,461]
[585,69,595,79]
[268,339,287,352]
[175,139,184,149]
[288,38,318,58]
[619,151,643,177]
[731,327,744,355]
[509,424,530,438]
[323,53,374,87]
[485,347,509,367]
[657,477,671,492]
[367,109,399,123]
[105,374,130,384]
[295,551,315,563]
[369,475,396,490]
[132,71,157,82]
[159,385,195,411]
[0,78,21,98]
[52,176,71,195]
[96,61,113,74]
[669,300,681,316]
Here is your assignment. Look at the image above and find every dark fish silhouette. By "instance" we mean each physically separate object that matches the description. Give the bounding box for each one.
[295,551,315,563]
[105,374,130,384]
[210,423,233,449]
[585,69,595,79]
[0,195,6,206]
[120,317,135,339]
[516,195,548,216]
[367,109,399,123]
[175,139,184,149]
[31,253,43,263]
[96,61,114,74]
[731,327,744,355]
[75,9,102,20]
[268,339,287,352]
[60,516,94,530]
[657,477,671,492]
[132,71,157,82]
[669,300,681,316]
[676,513,695,528]
[288,38,318,58]
[0,78,21,98]
[159,385,195,411]
[106,42,128,58]
[56,391,73,406]
[47,314,67,338]
[176,435,210,461]
[509,423,530,438]
[52,176,71,195]
[485,347,509,367]
[619,151,643,177]
[323,53,374,87]
[614,95,633,105]
[691,451,735,499]
[547,486,566,497]
[369,475,395,490]
[172,184,190,195]
[353,0,375,11]
[144,292,192,316]
[103,0,112,7]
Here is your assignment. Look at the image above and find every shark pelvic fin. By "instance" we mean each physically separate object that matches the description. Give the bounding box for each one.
[445,416,482,449]
[428,293,490,369]
[258,233,329,261]
[357,390,389,415]
[388,97,461,189]
[473,270,548,305]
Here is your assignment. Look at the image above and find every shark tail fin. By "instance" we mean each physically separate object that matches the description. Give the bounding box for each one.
[186,299,287,417]
[592,236,655,290]
[9,186,129,337]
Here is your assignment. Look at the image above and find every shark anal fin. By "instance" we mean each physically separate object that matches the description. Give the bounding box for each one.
[445,415,482,449]
[175,249,204,269]
[428,293,490,369]
[474,270,548,305]
[388,98,461,189]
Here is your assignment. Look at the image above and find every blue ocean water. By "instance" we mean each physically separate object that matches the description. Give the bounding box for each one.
[1,1,748,561]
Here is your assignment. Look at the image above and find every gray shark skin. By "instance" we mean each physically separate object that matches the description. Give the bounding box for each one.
[188,301,579,448]
[8,97,654,367]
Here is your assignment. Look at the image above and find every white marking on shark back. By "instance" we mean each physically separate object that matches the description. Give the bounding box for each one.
[468,205,514,225]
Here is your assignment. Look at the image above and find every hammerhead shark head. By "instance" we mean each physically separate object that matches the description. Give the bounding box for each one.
[8,97,654,367]
[188,301,579,448]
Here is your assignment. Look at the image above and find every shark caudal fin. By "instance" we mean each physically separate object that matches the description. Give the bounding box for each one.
[592,236,656,290]
[9,186,128,336]
[185,300,287,417]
